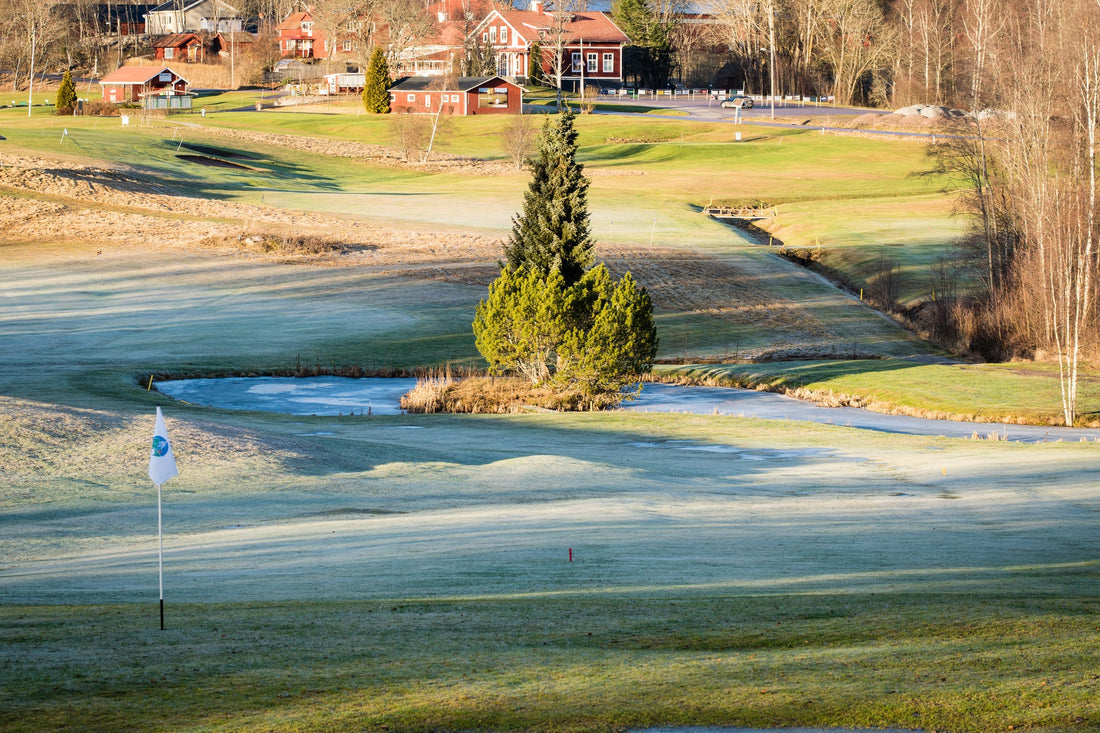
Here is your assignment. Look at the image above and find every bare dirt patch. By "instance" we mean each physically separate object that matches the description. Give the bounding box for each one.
[602,245,830,339]
[0,150,502,265]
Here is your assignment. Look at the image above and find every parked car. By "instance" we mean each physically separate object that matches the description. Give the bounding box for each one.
[721,95,754,109]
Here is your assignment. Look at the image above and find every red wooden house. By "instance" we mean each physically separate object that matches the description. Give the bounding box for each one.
[276,8,355,60]
[153,33,207,63]
[389,76,523,115]
[471,1,629,88]
[99,66,189,104]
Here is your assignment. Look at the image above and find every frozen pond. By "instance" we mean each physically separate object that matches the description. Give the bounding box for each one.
[155,376,1100,443]
[156,376,418,416]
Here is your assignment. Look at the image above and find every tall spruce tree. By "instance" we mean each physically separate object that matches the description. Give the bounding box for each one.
[504,108,594,286]
[55,70,77,114]
[362,47,391,113]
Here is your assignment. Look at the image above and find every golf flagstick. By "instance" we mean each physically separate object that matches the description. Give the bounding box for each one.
[149,407,178,630]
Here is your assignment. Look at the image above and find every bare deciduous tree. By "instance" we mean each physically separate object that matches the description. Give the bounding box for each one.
[814,0,896,105]
[933,0,1100,424]
[501,113,538,169]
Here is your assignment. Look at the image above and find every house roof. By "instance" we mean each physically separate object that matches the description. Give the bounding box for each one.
[479,8,629,46]
[153,32,203,48]
[425,0,496,21]
[99,66,188,85]
[276,10,312,30]
[214,30,254,43]
[390,75,520,92]
[147,0,238,14]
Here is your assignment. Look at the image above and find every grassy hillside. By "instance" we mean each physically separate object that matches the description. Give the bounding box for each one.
[2,102,1099,733]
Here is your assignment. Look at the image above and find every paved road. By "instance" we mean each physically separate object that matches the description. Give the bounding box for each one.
[594,97,944,138]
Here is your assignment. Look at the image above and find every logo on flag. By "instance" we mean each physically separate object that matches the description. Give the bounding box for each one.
[149,407,179,486]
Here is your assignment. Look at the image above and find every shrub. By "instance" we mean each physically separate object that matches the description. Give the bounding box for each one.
[55,71,77,115]
[84,100,119,116]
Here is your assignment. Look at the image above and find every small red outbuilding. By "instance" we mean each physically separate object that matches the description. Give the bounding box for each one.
[389,76,523,116]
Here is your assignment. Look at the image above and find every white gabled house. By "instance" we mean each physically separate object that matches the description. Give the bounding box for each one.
[144,0,243,35]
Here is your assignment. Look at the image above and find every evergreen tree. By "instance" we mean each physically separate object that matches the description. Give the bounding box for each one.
[503,108,593,286]
[473,266,568,384]
[557,266,657,395]
[527,41,544,85]
[55,70,77,115]
[612,0,675,90]
[472,264,657,394]
[362,47,391,114]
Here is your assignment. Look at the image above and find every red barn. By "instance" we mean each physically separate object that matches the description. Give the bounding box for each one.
[99,66,189,104]
[389,76,523,116]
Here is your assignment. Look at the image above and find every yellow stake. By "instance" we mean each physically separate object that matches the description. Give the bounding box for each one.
[147,375,154,390]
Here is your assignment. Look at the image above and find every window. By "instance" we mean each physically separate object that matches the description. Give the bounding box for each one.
[500,26,508,43]
[587,52,597,73]
[301,21,313,36]
[425,94,431,107]
[482,32,488,42]
[603,52,614,73]
[571,51,581,71]
[163,47,174,59]
[478,86,508,108]
[489,26,497,43]
[452,94,461,102]
[342,40,352,52]
[407,93,416,102]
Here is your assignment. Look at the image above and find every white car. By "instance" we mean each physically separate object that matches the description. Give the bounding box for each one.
[721,95,754,109]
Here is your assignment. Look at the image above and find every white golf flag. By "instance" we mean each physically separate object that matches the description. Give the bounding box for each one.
[148,407,178,486]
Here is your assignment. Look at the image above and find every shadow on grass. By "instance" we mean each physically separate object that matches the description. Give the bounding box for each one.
[3,583,1098,732]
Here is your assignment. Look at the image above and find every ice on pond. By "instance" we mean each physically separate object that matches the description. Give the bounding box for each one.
[154,376,1100,443]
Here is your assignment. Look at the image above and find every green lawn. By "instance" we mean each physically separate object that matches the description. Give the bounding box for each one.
[5,588,1098,733]
[656,359,1100,426]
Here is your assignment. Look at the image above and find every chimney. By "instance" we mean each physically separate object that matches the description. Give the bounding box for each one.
[530,0,542,13]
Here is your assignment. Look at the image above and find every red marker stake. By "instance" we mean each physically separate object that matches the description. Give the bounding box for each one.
[568,548,573,562]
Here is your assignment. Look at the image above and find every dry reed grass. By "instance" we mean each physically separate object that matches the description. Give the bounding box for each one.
[400,373,624,413]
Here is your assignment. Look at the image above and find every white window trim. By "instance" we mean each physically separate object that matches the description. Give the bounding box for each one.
[500,26,508,44]
[603,52,614,73]
[587,52,597,73]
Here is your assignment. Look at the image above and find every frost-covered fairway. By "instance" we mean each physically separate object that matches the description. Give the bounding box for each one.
[3,404,1096,606]
[1,220,1098,732]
